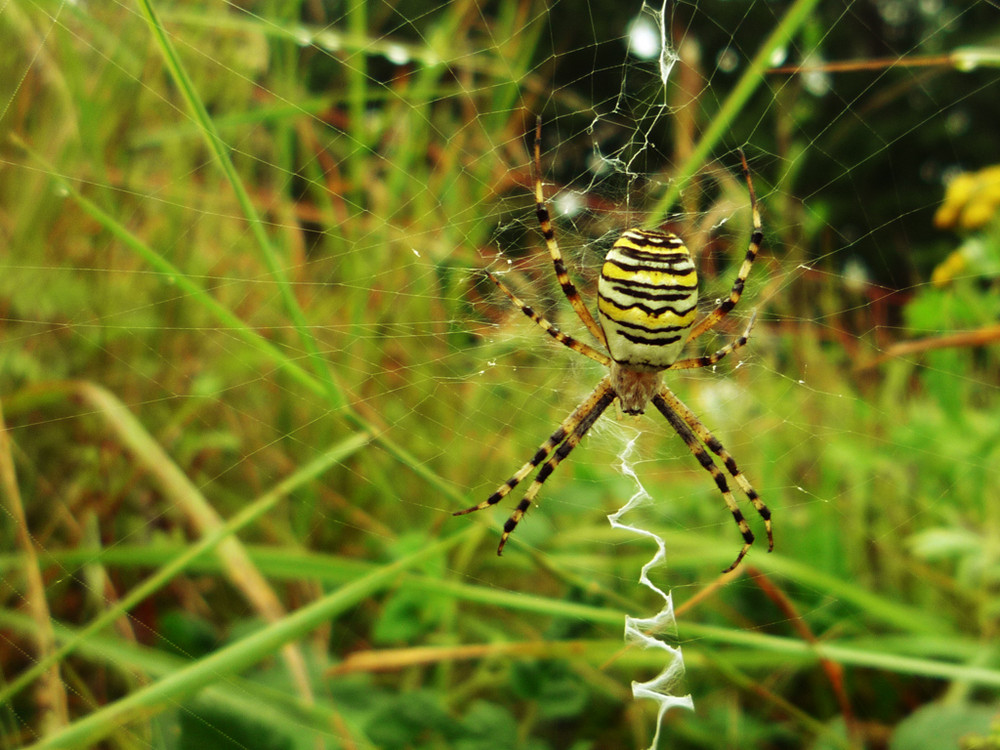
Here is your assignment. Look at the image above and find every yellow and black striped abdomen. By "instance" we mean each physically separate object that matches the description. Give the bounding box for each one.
[597,229,698,371]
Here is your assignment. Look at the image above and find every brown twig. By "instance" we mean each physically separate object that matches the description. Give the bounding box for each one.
[0,399,69,730]
[746,566,860,747]
[856,323,1000,371]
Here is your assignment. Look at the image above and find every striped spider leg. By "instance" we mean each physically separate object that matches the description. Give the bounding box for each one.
[531,115,607,348]
[454,273,615,550]
[457,123,771,569]
[453,374,616,554]
[652,386,772,573]
[669,310,756,370]
[686,149,763,343]
[482,270,610,367]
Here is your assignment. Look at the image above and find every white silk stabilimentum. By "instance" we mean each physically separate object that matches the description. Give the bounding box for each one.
[607,432,694,749]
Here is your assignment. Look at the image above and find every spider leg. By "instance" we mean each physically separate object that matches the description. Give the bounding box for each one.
[486,270,612,365]
[669,310,757,370]
[651,389,756,573]
[454,376,614,521]
[656,386,772,556]
[687,150,763,343]
[533,116,608,347]
[497,380,616,554]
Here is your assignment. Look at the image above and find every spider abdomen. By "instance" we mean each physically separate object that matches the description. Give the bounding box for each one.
[597,229,698,371]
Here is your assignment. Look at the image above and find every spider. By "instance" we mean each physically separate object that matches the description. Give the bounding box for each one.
[455,118,772,572]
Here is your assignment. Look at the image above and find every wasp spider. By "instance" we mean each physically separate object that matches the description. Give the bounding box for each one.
[456,119,772,572]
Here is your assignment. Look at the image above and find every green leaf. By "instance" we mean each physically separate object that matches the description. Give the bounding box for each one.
[177,697,294,750]
[891,702,997,750]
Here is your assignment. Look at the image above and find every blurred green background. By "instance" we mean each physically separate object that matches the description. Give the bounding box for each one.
[2,1,1000,749]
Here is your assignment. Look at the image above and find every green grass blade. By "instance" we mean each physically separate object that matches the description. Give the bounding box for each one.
[17,142,465,506]
[20,533,466,750]
[134,0,341,406]
[0,424,371,707]
[645,0,823,223]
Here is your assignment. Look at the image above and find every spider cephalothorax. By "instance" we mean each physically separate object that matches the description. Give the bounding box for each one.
[455,118,772,572]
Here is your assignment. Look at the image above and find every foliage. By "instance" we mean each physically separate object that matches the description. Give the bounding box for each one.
[1,2,1000,750]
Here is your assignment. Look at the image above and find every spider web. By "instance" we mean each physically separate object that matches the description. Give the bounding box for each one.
[3,1,1000,749]
[602,5,697,740]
